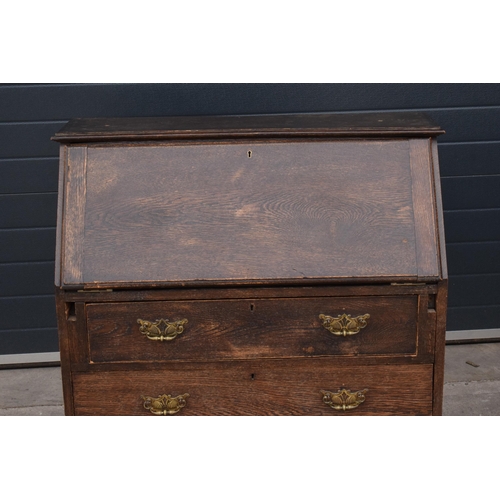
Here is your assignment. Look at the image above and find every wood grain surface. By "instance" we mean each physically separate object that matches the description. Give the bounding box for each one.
[86,295,420,363]
[409,139,440,280]
[54,145,66,287]
[52,112,444,143]
[62,146,86,285]
[66,140,423,286]
[54,114,446,417]
[61,283,439,302]
[72,361,434,416]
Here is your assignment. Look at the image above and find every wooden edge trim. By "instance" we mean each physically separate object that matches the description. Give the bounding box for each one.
[62,146,87,286]
[409,139,440,280]
[52,130,446,143]
[65,275,426,291]
[417,294,429,358]
[431,140,448,280]
[60,283,438,302]
[54,145,67,287]
[55,289,75,415]
[75,302,89,366]
[432,280,448,415]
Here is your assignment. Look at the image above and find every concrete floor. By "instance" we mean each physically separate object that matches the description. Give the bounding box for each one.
[1,343,499,415]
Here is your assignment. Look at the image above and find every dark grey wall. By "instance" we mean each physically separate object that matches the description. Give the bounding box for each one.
[1,83,499,355]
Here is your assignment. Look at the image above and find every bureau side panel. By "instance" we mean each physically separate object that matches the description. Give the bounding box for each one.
[55,145,67,287]
[431,139,447,280]
[430,140,448,415]
[409,139,440,281]
[62,146,87,286]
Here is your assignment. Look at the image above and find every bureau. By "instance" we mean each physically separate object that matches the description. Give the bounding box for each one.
[53,112,448,416]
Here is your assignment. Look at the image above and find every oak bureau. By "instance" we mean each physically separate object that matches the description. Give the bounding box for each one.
[53,112,448,416]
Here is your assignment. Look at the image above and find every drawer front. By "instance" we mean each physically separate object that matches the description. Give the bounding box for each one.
[72,361,433,416]
[86,295,420,363]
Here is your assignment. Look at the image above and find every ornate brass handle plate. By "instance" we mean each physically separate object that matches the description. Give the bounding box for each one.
[137,318,188,341]
[321,388,368,411]
[319,313,370,336]
[142,393,190,415]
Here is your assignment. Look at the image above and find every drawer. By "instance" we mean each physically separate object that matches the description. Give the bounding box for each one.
[85,295,421,363]
[72,361,434,415]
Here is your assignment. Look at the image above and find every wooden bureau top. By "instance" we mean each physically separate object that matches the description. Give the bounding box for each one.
[54,113,445,290]
[52,112,444,143]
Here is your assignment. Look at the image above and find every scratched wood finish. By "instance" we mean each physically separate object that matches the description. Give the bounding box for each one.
[54,113,447,416]
[52,112,444,143]
[433,280,448,414]
[409,139,440,280]
[430,140,448,414]
[55,288,74,415]
[54,145,66,287]
[72,361,434,416]
[434,283,448,414]
[431,139,448,281]
[62,146,86,285]
[86,295,419,363]
[62,283,439,303]
[74,140,421,286]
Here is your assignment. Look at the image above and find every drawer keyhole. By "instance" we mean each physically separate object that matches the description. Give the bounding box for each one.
[250,304,254,312]
[250,373,255,380]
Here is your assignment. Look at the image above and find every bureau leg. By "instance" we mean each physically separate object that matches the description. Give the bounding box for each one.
[432,280,448,415]
[55,288,75,415]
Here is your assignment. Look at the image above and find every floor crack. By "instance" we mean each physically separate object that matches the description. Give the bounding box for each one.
[0,404,63,409]
[445,379,500,384]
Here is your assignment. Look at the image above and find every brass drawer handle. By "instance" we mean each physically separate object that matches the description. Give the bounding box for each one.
[321,388,368,411]
[137,318,188,341]
[319,313,370,336]
[142,393,190,415]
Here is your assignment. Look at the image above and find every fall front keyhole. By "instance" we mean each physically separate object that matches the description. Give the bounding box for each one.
[247,150,252,158]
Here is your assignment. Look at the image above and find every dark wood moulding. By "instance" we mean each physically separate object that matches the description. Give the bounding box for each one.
[52,112,444,143]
